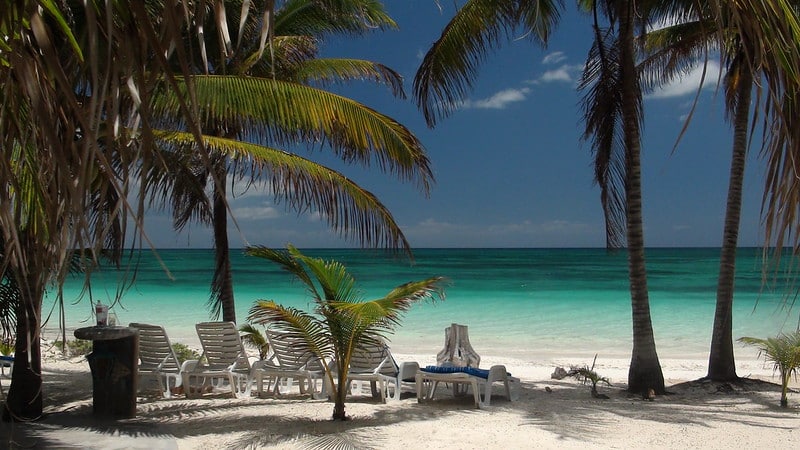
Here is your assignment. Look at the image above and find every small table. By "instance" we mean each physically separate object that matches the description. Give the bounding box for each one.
[74,326,139,418]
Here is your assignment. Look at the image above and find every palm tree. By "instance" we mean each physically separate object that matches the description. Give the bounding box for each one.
[147,0,432,323]
[0,0,208,420]
[738,332,800,407]
[578,0,665,395]
[246,244,446,420]
[414,0,665,394]
[640,1,759,382]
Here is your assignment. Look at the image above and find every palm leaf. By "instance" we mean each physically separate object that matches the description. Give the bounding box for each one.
[292,58,405,98]
[275,0,397,38]
[154,131,412,252]
[152,76,433,194]
[413,0,561,126]
[578,16,627,249]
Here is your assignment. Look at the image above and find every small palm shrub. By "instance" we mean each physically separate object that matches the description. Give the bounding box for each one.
[568,359,612,399]
[0,339,14,356]
[172,343,201,364]
[247,244,447,421]
[239,323,270,360]
[54,339,92,356]
[738,331,800,408]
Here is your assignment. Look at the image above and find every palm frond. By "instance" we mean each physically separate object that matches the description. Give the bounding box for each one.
[275,0,397,38]
[239,323,270,359]
[638,20,718,94]
[152,76,434,194]
[578,18,627,249]
[155,131,413,253]
[247,299,333,359]
[413,0,520,126]
[245,245,318,298]
[292,58,405,98]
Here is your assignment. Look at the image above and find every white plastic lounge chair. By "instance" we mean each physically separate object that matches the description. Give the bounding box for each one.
[0,354,12,399]
[129,322,183,398]
[181,322,255,398]
[415,365,520,409]
[347,339,419,403]
[436,323,480,367]
[252,326,327,399]
[0,355,13,380]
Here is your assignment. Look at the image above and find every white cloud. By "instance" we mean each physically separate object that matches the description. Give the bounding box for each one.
[540,66,575,83]
[542,51,567,65]
[462,87,531,109]
[529,64,584,85]
[232,204,282,220]
[647,61,722,99]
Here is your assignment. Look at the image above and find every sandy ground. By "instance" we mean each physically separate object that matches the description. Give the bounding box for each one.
[0,349,798,449]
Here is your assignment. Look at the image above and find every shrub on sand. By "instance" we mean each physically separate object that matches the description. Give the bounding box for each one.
[246,244,447,421]
[738,331,800,408]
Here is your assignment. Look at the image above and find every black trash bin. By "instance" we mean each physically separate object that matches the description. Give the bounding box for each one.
[74,326,139,418]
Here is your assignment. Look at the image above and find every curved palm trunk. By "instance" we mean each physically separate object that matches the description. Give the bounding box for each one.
[618,0,664,395]
[332,363,348,420]
[3,273,43,421]
[707,66,753,381]
[212,161,236,323]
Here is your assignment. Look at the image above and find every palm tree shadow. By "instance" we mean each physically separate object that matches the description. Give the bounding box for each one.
[515,376,798,445]
[3,372,796,449]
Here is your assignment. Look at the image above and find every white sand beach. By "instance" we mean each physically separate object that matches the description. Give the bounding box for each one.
[1,346,798,450]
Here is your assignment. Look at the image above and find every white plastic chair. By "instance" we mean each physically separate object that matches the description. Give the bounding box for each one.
[347,339,419,402]
[129,323,183,398]
[415,365,520,408]
[181,322,256,398]
[253,326,327,399]
[436,323,480,367]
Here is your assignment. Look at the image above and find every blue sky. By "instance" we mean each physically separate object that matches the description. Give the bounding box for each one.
[145,2,766,249]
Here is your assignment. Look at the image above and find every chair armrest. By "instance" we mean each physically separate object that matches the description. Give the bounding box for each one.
[398,361,420,382]
[180,359,200,373]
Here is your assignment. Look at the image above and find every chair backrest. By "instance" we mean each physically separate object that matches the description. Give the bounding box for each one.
[264,326,324,372]
[350,339,398,376]
[436,323,480,367]
[129,323,180,373]
[195,322,250,372]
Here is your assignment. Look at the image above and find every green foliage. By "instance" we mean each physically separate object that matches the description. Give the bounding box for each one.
[568,355,611,399]
[239,323,270,360]
[0,339,14,356]
[172,343,202,365]
[738,331,800,407]
[247,244,447,420]
[54,339,92,357]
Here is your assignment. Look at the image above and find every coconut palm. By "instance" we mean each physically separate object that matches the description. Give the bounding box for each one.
[246,244,446,420]
[639,1,760,382]
[413,0,666,394]
[577,0,665,394]
[0,0,209,420]
[146,0,432,323]
[738,332,800,407]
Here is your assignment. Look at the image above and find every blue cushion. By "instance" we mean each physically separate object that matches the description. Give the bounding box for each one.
[422,365,491,379]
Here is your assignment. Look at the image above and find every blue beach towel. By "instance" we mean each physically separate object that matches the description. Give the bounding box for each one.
[422,365,491,379]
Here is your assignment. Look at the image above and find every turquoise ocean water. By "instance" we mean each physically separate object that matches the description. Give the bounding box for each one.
[45,248,798,361]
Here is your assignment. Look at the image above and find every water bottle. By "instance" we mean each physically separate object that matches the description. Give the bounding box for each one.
[95,301,108,327]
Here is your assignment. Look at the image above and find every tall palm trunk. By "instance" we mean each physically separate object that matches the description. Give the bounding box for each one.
[618,0,664,395]
[3,237,44,421]
[707,65,753,381]
[212,160,236,323]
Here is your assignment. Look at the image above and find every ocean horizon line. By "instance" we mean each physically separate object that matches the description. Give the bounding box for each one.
[134,245,770,251]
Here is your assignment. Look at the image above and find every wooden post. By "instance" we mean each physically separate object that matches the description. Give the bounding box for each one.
[74,326,139,418]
